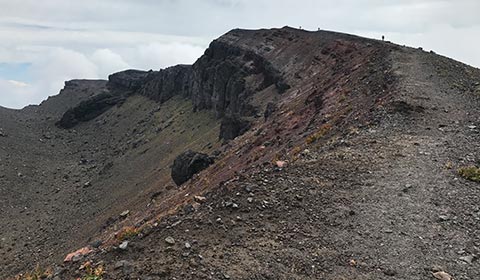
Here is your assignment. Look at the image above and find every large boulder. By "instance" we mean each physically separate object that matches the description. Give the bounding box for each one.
[219,116,250,141]
[171,150,214,186]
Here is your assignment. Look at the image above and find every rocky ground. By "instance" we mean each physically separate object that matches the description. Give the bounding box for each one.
[1,27,479,279]
[55,48,480,280]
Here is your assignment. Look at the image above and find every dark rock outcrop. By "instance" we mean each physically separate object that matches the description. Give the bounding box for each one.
[189,40,288,117]
[101,33,291,140]
[105,41,289,119]
[57,29,293,136]
[56,93,126,129]
[171,150,214,186]
[107,70,150,94]
[264,102,276,120]
[219,116,251,141]
[138,65,193,103]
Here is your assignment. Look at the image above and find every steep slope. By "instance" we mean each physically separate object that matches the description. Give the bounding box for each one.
[61,44,480,280]
[1,27,479,279]
[0,84,221,277]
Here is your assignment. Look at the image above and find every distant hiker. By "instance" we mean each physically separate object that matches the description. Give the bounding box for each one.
[382,35,385,41]
[299,26,302,30]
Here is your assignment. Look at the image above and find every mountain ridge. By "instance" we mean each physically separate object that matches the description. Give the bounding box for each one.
[1,27,479,279]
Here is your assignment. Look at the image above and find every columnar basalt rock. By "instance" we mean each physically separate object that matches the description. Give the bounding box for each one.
[58,30,291,141]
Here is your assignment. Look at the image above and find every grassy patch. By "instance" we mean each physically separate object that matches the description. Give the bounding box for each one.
[15,265,52,280]
[458,166,480,182]
[116,226,140,241]
[82,263,104,280]
[306,124,332,144]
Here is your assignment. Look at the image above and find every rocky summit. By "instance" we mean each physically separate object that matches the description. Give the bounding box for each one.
[1,27,480,279]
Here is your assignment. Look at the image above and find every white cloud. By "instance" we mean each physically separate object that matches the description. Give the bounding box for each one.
[0,43,206,109]
[0,48,100,108]
[6,80,28,87]
[132,43,206,70]
[0,79,33,109]
[30,48,99,101]
[91,49,130,78]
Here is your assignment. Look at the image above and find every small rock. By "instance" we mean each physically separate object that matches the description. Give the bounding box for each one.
[185,242,192,249]
[83,181,91,188]
[71,254,83,262]
[119,241,129,250]
[114,260,131,270]
[383,268,397,276]
[247,197,254,203]
[90,240,103,248]
[120,210,130,217]
[432,271,452,280]
[52,266,65,277]
[170,220,182,228]
[64,247,93,262]
[459,255,474,264]
[165,236,175,245]
[194,196,207,203]
[79,261,92,270]
[438,215,449,222]
[402,184,413,193]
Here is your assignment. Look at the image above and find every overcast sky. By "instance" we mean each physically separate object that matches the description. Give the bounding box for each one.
[0,0,479,109]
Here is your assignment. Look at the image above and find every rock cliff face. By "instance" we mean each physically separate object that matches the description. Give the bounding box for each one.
[97,32,290,139]
[107,69,150,94]
[106,39,289,117]
[57,29,292,141]
[188,39,289,117]
[137,65,193,103]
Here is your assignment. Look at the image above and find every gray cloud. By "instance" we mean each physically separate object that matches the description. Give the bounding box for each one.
[0,0,479,108]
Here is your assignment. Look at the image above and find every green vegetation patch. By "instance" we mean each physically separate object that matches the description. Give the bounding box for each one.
[458,166,480,183]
